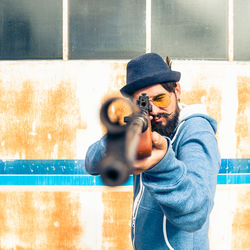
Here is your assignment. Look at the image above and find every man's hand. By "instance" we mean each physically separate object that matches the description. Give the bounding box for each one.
[133,131,168,175]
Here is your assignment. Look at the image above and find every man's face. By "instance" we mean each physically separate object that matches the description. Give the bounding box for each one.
[133,84,180,138]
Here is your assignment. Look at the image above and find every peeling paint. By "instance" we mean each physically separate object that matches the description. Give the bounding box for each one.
[181,81,222,124]
[0,60,250,250]
[102,190,133,250]
[236,76,250,158]
[232,190,250,249]
[0,192,84,249]
[0,80,84,159]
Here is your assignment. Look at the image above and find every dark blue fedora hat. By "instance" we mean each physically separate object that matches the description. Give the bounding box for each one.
[120,53,181,96]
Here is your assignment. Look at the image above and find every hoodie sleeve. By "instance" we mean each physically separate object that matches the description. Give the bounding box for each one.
[84,135,107,175]
[141,117,220,232]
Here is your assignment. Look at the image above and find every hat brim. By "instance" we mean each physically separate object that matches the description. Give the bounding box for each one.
[120,70,181,96]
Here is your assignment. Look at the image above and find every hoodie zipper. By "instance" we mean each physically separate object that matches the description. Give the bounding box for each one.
[132,174,144,249]
[161,122,184,250]
[131,121,184,249]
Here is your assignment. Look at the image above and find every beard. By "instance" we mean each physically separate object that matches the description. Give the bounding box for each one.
[151,103,180,139]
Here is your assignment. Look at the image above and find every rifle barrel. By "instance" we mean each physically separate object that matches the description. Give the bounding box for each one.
[125,116,147,164]
[98,94,150,186]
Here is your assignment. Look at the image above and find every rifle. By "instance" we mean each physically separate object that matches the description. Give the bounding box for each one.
[98,93,152,186]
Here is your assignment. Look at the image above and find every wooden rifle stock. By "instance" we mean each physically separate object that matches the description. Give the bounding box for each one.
[136,116,152,159]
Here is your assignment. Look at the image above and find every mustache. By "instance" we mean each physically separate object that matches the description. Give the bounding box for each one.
[152,112,173,119]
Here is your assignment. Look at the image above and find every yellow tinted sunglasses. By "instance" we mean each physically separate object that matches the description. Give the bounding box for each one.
[149,93,171,108]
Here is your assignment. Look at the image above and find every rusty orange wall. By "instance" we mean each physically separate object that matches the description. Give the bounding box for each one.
[0,186,133,250]
[0,60,249,250]
[0,61,127,159]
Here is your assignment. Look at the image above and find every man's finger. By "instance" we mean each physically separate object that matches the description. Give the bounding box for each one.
[152,131,167,150]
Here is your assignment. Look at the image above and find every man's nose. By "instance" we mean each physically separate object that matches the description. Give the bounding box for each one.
[149,103,160,116]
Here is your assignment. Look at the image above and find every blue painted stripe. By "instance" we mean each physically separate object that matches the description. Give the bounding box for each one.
[217,174,250,185]
[1,159,249,174]
[0,160,86,175]
[0,175,133,186]
[220,159,250,173]
[0,174,249,185]
[0,159,249,185]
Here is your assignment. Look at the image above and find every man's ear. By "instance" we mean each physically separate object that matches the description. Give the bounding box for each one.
[175,82,181,101]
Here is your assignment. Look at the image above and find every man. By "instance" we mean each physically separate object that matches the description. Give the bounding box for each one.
[85,53,220,250]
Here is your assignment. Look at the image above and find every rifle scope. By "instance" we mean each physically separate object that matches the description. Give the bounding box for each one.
[100,97,135,134]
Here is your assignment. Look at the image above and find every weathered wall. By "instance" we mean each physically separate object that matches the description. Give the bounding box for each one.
[0,60,249,249]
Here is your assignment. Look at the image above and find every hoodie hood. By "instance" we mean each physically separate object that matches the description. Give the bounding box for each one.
[178,103,217,133]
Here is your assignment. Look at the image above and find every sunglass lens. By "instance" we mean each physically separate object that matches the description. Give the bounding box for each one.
[152,94,170,108]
